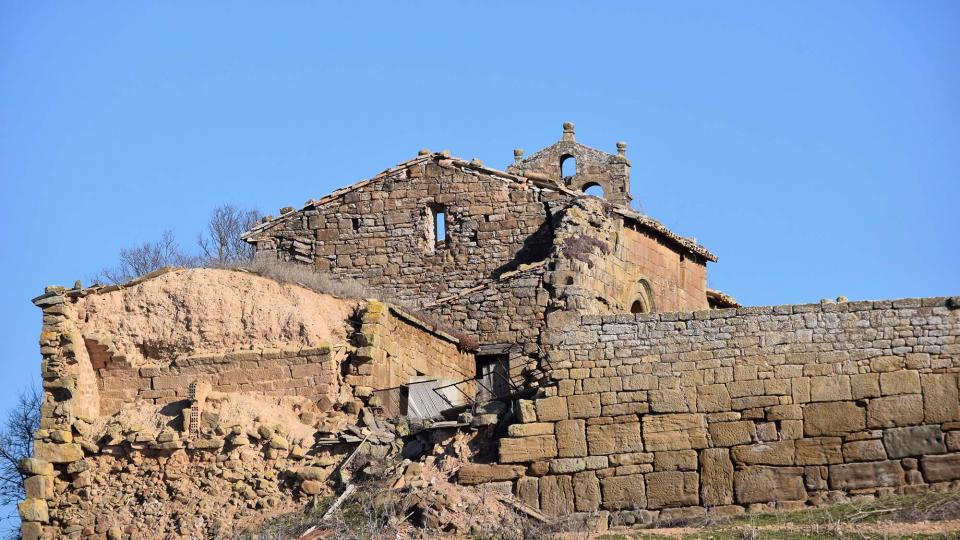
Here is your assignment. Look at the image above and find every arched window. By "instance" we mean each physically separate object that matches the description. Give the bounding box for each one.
[560,155,576,178]
[583,183,604,198]
[630,279,656,314]
[630,299,647,314]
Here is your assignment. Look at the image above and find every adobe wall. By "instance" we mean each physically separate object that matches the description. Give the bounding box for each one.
[94,346,343,415]
[468,297,960,524]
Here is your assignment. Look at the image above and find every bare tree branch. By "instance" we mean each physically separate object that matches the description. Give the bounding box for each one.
[197,205,261,267]
[91,230,193,284]
[0,386,41,509]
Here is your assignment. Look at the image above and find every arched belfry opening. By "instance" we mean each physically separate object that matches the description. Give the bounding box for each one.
[560,155,576,178]
[583,183,604,198]
[506,122,633,207]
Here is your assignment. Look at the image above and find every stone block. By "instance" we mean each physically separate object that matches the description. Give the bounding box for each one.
[883,425,946,458]
[879,370,920,396]
[557,419,588,458]
[734,466,805,504]
[601,474,646,510]
[550,458,586,474]
[829,461,904,490]
[646,471,699,509]
[33,442,83,464]
[17,499,48,522]
[850,373,880,399]
[20,458,53,476]
[842,439,887,462]
[587,422,643,455]
[767,404,802,421]
[921,373,960,423]
[568,393,601,418]
[540,475,574,516]
[573,471,601,511]
[697,384,731,413]
[536,397,569,422]
[643,414,708,451]
[920,453,960,483]
[709,421,756,447]
[20,522,42,540]
[809,376,851,402]
[732,441,795,466]
[654,450,698,471]
[795,438,843,465]
[24,475,53,500]
[516,477,539,509]
[803,402,865,436]
[507,423,554,437]
[458,464,526,485]
[649,389,695,413]
[867,394,924,428]
[516,399,537,423]
[500,435,558,463]
[700,448,734,506]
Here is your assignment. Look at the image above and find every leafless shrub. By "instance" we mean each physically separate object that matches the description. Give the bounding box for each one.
[198,205,261,267]
[241,258,374,301]
[0,387,41,534]
[561,234,609,269]
[91,230,194,284]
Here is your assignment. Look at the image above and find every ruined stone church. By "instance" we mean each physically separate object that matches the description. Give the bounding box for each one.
[20,124,960,539]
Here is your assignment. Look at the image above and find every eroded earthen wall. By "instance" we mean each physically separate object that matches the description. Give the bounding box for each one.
[469,298,960,523]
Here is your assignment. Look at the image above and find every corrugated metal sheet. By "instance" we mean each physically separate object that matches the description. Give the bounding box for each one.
[407,377,464,420]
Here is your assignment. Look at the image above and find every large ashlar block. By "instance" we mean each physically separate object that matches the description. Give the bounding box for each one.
[850,373,880,399]
[883,425,946,459]
[540,475,574,515]
[829,461,904,490]
[516,477,540,509]
[794,437,843,465]
[653,450,698,471]
[573,471,601,511]
[920,453,960,483]
[842,439,887,462]
[734,466,805,504]
[709,421,756,447]
[809,375,851,402]
[567,393,601,419]
[500,435,558,463]
[33,442,83,464]
[879,370,920,396]
[645,471,699,509]
[601,474,646,510]
[457,464,526,485]
[803,402,865,436]
[17,499,48,522]
[700,448,734,506]
[557,419,588,457]
[586,422,643,455]
[536,396,569,422]
[921,373,960,423]
[643,413,708,451]
[697,384,731,413]
[732,441,795,466]
[867,395,924,428]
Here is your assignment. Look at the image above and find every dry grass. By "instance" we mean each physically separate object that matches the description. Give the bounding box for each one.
[239,258,377,302]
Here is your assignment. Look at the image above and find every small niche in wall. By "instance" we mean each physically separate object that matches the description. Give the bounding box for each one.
[352,218,361,232]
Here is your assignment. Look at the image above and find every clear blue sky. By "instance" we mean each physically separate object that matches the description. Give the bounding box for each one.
[2,2,958,416]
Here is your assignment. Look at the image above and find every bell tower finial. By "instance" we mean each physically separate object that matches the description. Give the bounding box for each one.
[562,121,575,142]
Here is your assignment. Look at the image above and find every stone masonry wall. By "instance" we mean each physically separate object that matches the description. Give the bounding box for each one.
[349,301,476,404]
[248,154,563,309]
[464,297,960,525]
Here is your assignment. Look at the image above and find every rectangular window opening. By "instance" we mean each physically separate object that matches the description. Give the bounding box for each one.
[433,206,446,249]
[352,217,361,232]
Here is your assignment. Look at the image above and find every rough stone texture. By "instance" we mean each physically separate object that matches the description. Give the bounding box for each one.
[601,474,646,510]
[23,127,960,531]
[496,297,959,515]
[700,448,734,506]
[829,461,905,490]
[883,426,947,459]
[734,467,805,504]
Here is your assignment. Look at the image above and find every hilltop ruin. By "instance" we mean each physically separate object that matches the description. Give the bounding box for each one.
[20,124,960,539]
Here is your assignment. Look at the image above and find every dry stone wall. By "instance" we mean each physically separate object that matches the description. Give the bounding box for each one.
[477,297,960,524]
